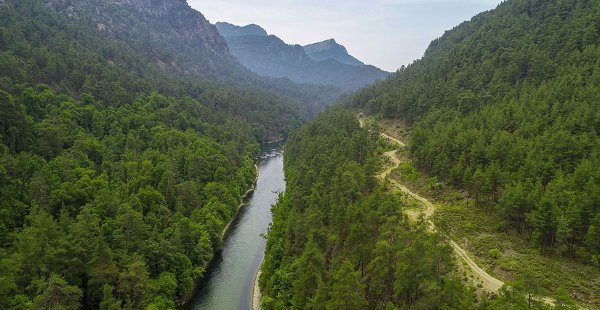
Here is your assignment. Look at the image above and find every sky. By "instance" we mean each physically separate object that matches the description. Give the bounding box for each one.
[188,0,502,72]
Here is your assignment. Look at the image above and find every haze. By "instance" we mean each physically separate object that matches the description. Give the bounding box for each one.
[189,0,502,71]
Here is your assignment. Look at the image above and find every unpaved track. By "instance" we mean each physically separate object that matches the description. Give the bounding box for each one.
[362,115,505,292]
[360,115,588,308]
[380,148,504,292]
[373,121,586,308]
[359,117,504,293]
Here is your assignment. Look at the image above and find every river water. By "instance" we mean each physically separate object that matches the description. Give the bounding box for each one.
[189,143,285,310]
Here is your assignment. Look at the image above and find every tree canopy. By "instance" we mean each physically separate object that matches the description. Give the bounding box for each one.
[260,110,473,309]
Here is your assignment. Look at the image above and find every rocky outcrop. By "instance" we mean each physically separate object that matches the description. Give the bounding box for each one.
[45,0,234,75]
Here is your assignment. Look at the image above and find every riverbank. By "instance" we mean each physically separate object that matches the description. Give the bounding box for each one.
[221,164,260,241]
[179,164,260,308]
[263,137,285,144]
[251,263,262,310]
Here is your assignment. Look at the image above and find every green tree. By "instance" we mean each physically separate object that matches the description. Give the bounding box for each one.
[33,274,82,310]
[99,285,122,310]
[291,236,325,309]
[325,260,367,310]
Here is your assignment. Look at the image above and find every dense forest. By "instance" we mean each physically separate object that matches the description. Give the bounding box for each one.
[3,0,600,308]
[349,0,600,263]
[0,0,330,308]
[260,110,477,309]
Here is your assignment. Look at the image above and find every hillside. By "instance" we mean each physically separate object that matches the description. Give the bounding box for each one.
[0,0,335,308]
[216,22,390,91]
[259,110,475,309]
[348,0,600,305]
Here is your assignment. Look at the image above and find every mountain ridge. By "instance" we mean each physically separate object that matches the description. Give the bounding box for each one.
[348,0,600,306]
[0,0,333,308]
[217,22,390,91]
[304,38,364,66]
[216,22,268,37]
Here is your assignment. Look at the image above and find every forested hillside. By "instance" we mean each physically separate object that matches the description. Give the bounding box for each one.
[0,0,330,308]
[349,0,600,264]
[259,110,476,309]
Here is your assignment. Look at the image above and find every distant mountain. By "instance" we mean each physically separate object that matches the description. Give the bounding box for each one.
[216,22,389,91]
[216,22,268,37]
[304,39,364,66]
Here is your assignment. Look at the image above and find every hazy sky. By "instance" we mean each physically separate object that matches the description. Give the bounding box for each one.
[188,0,502,72]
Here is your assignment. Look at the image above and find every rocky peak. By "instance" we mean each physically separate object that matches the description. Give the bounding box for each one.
[216,22,268,38]
[304,39,364,66]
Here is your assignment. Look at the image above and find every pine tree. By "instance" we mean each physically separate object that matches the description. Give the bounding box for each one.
[325,260,367,310]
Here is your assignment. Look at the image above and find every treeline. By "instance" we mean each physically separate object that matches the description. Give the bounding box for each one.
[349,0,600,262]
[259,110,475,309]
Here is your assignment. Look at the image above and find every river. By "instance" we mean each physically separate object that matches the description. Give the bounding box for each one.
[188,142,285,310]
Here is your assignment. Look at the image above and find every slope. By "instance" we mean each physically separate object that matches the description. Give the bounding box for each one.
[349,0,600,306]
[360,116,505,293]
[260,110,474,309]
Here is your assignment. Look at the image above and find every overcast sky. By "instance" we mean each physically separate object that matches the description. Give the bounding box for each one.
[188,0,502,72]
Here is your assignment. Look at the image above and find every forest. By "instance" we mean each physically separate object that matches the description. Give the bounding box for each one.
[349,0,600,263]
[259,110,576,309]
[0,0,317,308]
[260,110,474,309]
[2,0,600,308]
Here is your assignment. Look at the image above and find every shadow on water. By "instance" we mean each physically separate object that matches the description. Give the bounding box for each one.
[186,140,285,310]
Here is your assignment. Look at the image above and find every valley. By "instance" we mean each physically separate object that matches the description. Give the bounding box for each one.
[188,143,285,310]
[0,0,599,309]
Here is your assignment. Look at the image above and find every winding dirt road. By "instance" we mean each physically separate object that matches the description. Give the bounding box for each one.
[370,119,584,308]
[380,146,505,292]
[360,116,505,292]
[359,112,592,308]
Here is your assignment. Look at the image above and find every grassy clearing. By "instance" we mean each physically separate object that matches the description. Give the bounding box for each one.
[434,203,600,308]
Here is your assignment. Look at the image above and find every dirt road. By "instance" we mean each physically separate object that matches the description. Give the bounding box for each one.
[380,148,505,292]
[360,115,581,308]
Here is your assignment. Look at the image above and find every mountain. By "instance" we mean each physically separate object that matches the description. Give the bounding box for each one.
[348,0,600,305]
[216,22,268,37]
[304,39,364,66]
[54,0,236,76]
[216,22,390,91]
